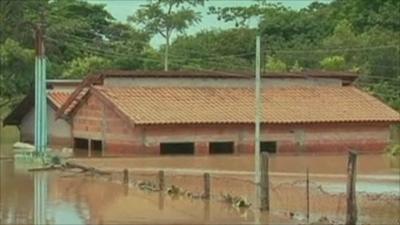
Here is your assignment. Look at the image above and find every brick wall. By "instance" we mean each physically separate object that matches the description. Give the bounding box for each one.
[72,94,393,156]
[73,94,141,155]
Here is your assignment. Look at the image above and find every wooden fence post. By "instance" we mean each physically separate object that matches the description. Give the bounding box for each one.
[346,151,358,225]
[203,173,210,199]
[306,168,310,223]
[158,192,165,210]
[123,169,129,184]
[158,170,165,191]
[260,152,270,211]
[88,139,92,157]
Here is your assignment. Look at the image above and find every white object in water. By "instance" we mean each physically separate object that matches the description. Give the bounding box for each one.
[13,142,35,150]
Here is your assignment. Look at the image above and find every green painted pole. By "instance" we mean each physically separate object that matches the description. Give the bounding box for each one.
[34,57,39,154]
[34,25,47,156]
[41,58,47,152]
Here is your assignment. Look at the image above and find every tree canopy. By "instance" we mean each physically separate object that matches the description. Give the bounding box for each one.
[0,0,399,111]
[128,0,205,71]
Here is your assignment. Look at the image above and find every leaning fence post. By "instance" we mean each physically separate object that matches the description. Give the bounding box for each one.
[203,173,210,199]
[158,170,165,191]
[306,168,310,223]
[346,151,358,225]
[260,152,270,211]
[123,169,129,184]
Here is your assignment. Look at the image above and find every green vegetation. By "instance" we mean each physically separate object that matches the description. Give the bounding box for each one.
[0,0,399,110]
[128,0,205,71]
[387,144,400,156]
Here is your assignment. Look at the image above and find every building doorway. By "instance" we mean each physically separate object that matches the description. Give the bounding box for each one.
[260,141,277,154]
[209,141,234,154]
[160,142,195,155]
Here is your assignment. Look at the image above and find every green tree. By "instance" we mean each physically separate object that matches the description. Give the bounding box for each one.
[320,56,346,71]
[128,0,205,71]
[169,28,256,70]
[266,56,287,72]
[0,39,34,109]
[62,56,112,79]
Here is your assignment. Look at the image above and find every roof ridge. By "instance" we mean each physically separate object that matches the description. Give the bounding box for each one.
[95,85,352,91]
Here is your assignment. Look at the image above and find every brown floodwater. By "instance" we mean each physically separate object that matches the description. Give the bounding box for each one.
[1,153,399,225]
[0,160,299,225]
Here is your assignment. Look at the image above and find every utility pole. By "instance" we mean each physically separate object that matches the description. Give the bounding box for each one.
[34,22,47,156]
[255,34,262,209]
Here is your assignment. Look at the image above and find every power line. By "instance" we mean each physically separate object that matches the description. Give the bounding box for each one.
[267,45,399,53]
[47,35,254,70]
[50,28,400,61]
[47,37,253,71]
[54,32,257,61]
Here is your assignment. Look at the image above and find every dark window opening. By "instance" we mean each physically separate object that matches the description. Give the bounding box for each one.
[90,140,103,157]
[74,138,89,157]
[260,141,277,154]
[74,138,88,150]
[160,142,194,155]
[91,140,103,152]
[209,142,234,154]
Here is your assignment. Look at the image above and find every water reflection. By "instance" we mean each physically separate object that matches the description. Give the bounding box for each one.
[33,172,47,225]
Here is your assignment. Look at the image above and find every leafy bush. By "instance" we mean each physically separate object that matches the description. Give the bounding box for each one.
[387,144,400,156]
[320,56,346,71]
[266,56,287,72]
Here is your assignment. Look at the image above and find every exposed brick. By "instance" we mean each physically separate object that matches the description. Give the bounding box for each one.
[195,142,209,155]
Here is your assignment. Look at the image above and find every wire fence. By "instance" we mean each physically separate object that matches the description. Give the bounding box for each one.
[82,154,399,225]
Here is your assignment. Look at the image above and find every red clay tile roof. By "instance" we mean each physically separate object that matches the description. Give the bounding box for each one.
[48,91,72,108]
[90,86,400,125]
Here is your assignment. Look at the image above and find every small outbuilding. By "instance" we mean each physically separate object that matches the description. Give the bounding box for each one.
[4,80,80,147]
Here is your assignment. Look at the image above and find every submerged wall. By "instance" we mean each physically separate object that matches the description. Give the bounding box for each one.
[19,106,71,147]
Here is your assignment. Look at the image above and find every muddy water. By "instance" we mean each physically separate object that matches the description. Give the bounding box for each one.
[1,127,399,224]
[1,160,299,225]
[1,156,399,225]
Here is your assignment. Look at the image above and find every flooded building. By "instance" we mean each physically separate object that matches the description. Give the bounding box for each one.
[4,80,80,147]
[56,70,400,156]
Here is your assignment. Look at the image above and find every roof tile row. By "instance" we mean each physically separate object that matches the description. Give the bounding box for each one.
[92,86,400,125]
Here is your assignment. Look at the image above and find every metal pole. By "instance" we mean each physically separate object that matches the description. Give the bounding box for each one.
[34,24,47,155]
[255,34,262,209]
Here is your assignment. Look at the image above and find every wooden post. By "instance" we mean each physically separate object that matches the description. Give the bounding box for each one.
[123,169,129,184]
[88,139,92,157]
[158,192,165,210]
[158,170,165,191]
[306,168,310,223]
[259,152,269,210]
[203,173,210,199]
[346,151,358,225]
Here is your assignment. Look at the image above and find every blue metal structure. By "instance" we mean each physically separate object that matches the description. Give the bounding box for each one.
[34,26,47,155]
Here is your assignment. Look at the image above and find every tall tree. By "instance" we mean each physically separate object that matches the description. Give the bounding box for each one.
[129,0,205,71]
